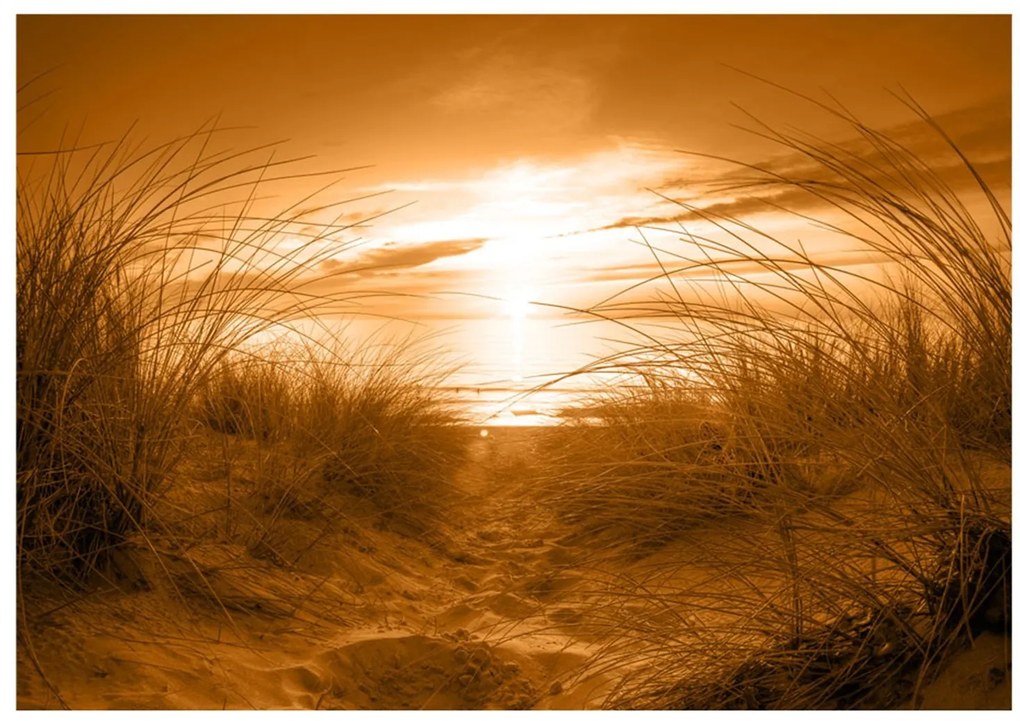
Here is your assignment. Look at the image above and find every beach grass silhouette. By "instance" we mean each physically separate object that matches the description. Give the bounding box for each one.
[540,93,1010,709]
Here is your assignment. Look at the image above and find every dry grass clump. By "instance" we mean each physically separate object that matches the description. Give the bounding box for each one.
[547,383,823,552]
[291,340,466,530]
[590,490,1010,710]
[198,354,295,441]
[553,92,1010,708]
[193,335,466,533]
[17,130,469,712]
[16,129,401,586]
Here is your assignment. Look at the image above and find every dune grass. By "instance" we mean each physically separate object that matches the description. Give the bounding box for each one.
[17,94,1007,710]
[16,129,464,592]
[17,133,468,712]
[549,94,1010,709]
[545,384,804,552]
[292,341,465,526]
[198,351,296,441]
[196,335,466,533]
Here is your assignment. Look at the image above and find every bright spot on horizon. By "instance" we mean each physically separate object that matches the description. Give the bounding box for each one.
[505,286,534,383]
[503,286,534,320]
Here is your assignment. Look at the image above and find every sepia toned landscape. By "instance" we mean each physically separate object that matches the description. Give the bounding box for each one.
[16,13,1011,710]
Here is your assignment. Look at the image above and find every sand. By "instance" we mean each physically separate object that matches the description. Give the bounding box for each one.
[16,426,1011,710]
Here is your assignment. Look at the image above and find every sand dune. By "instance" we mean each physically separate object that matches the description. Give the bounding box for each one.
[16,427,1010,710]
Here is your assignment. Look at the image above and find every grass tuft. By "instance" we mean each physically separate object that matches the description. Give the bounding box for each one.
[16,128,461,586]
[550,92,1010,709]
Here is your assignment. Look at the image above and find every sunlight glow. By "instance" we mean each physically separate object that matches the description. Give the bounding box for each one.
[502,285,534,383]
[503,286,533,320]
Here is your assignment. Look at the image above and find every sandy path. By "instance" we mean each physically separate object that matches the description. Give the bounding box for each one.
[363,428,612,709]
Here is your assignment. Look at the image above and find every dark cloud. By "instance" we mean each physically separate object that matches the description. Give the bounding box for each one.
[299,264,528,321]
[600,153,1010,234]
[164,238,490,309]
[295,210,379,235]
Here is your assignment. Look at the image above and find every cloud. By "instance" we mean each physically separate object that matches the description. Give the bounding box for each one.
[590,98,1011,235]
[320,237,489,277]
[430,51,596,132]
[290,262,516,321]
[591,187,811,232]
[707,97,1009,186]
[571,248,895,287]
[598,154,1010,234]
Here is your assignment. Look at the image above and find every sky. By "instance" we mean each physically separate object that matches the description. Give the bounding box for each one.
[16,14,1012,416]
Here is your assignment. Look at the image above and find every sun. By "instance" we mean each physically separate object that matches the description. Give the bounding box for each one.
[503,286,533,320]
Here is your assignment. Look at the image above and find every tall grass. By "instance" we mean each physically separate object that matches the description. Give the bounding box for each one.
[195,334,466,533]
[295,340,465,524]
[198,351,296,441]
[550,94,1010,708]
[16,128,434,585]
